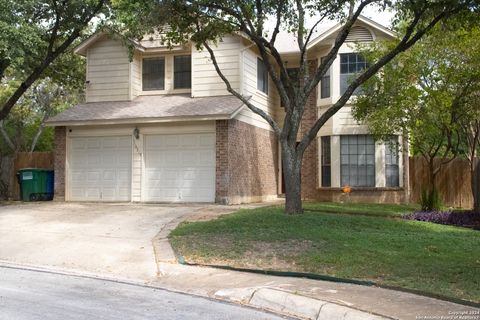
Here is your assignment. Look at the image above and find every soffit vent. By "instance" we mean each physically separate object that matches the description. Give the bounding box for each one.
[345,26,373,42]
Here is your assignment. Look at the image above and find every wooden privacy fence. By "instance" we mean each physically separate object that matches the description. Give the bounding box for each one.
[409,156,474,209]
[3,152,54,200]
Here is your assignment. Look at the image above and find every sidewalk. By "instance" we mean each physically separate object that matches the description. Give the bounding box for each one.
[152,203,479,320]
[152,262,478,320]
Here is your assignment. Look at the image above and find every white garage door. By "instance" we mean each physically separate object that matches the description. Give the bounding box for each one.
[144,133,215,202]
[69,136,132,201]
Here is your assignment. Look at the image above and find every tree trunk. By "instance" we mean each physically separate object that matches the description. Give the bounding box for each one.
[281,142,303,215]
[472,158,480,214]
[427,158,436,192]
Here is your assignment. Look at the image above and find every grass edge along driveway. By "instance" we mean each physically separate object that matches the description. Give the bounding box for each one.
[170,202,480,303]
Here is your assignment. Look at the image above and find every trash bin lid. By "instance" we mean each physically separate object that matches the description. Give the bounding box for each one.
[17,168,53,172]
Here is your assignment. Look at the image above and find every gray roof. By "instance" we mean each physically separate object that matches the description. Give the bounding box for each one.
[46,94,245,126]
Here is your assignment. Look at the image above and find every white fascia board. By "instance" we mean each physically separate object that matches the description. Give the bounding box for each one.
[306,15,397,51]
[45,110,244,127]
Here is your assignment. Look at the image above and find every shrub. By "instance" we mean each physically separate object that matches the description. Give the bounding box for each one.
[403,210,480,228]
[420,188,442,211]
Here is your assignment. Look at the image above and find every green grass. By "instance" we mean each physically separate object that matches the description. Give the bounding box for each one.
[303,201,419,217]
[170,203,480,303]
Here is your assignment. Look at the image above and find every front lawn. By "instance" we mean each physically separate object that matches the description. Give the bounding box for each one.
[170,203,480,303]
[303,201,419,217]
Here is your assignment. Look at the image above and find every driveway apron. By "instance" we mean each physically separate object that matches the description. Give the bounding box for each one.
[0,203,197,281]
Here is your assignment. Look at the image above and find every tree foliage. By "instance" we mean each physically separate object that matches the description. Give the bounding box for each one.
[353,15,480,211]
[0,52,85,155]
[112,0,478,214]
[0,0,108,121]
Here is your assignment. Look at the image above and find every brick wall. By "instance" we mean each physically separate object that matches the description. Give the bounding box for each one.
[54,126,66,200]
[216,120,229,201]
[216,119,278,204]
[313,188,407,203]
[300,60,320,199]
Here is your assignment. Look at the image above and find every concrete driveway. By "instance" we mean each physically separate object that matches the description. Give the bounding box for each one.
[0,202,209,281]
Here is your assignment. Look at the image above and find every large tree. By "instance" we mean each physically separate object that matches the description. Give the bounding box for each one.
[353,18,480,212]
[0,0,108,121]
[113,0,478,214]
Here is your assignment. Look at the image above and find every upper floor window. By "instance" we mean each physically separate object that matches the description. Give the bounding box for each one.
[143,57,165,91]
[341,135,375,187]
[284,67,299,82]
[174,55,192,89]
[385,136,400,187]
[257,58,268,94]
[340,53,367,95]
[320,57,331,99]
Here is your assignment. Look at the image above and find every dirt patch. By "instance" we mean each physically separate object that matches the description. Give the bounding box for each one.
[186,207,237,222]
[173,237,316,272]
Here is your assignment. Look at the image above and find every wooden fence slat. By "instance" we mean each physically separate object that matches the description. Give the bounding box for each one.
[409,156,474,209]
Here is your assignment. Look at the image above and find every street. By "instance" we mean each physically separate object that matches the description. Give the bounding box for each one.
[0,266,286,320]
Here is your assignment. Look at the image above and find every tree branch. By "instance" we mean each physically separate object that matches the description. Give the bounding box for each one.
[0,0,105,121]
[0,120,15,151]
[301,0,377,103]
[202,41,281,134]
[299,6,455,153]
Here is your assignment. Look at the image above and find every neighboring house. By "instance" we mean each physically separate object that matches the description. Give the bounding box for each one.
[46,15,408,204]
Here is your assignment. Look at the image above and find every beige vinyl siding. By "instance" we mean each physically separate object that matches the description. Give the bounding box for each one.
[235,48,280,131]
[332,106,369,135]
[191,36,241,97]
[336,106,359,126]
[86,37,130,102]
[130,53,142,99]
[318,106,334,136]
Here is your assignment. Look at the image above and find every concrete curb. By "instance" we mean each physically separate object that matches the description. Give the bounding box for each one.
[0,260,391,320]
[0,262,293,319]
[214,287,390,320]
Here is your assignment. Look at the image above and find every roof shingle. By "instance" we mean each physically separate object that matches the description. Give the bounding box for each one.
[46,94,245,126]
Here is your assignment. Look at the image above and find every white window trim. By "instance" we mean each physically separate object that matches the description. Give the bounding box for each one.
[139,54,191,95]
[256,58,269,95]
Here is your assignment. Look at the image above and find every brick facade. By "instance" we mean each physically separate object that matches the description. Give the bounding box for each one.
[312,188,407,203]
[300,61,320,200]
[216,119,278,204]
[54,126,66,200]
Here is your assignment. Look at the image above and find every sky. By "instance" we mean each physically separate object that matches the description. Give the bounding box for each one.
[296,4,397,31]
[361,5,396,27]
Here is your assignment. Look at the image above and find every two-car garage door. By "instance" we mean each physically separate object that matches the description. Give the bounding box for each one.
[68,133,215,202]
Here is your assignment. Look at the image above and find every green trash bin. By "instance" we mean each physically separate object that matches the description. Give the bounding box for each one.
[16,168,54,201]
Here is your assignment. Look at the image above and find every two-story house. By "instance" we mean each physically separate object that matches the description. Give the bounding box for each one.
[46,15,409,204]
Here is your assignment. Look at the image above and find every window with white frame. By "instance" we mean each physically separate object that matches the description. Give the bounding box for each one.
[320,57,331,99]
[257,58,268,94]
[340,53,367,95]
[385,136,400,187]
[142,57,165,91]
[174,55,192,89]
[340,135,375,187]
